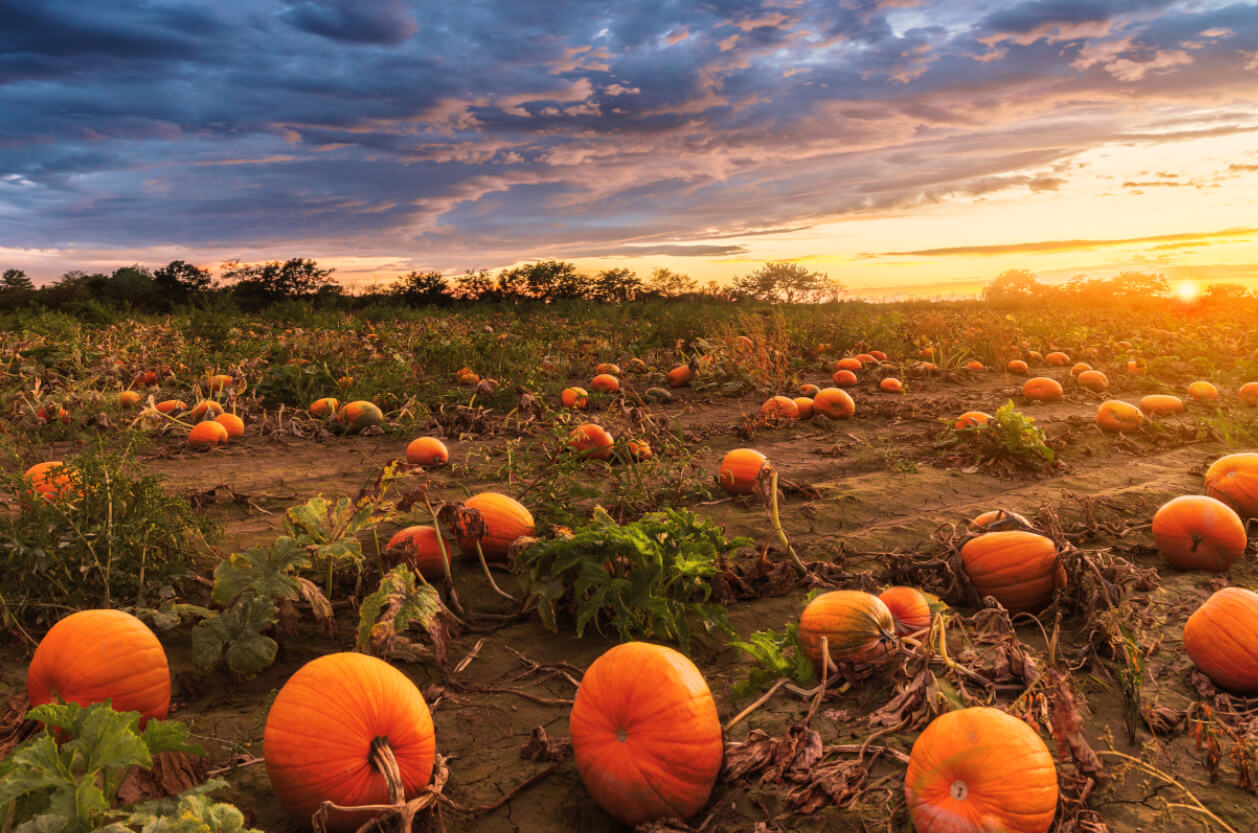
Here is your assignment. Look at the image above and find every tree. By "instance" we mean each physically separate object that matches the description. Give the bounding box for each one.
[731,262,842,303]
[644,267,697,297]
[452,269,495,301]
[153,260,213,302]
[1202,283,1251,302]
[1,268,33,291]
[982,269,1042,304]
[496,260,587,301]
[394,270,451,305]
[589,268,642,303]
[224,258,335,305]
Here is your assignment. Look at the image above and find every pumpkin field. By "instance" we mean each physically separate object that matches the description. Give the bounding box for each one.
[6,295,1258,833]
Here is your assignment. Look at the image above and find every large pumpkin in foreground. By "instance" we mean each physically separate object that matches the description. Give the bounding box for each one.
[905,707,1058,833]
[27,609,170,725]
[570,642,722,827]
[1204,453,1258,518]
[264,653,436,831]
[1151,495,1247,572]
[457,492,535,560]
[798,590,897,670]
[1183,587,1258,693]
[960,531,1064,613]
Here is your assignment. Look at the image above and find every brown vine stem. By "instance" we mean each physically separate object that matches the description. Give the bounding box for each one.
[804,636,829,724]
[475,540,518,603]
[723,677,790,733]
[761,464,809,574]
[1097,750,1238,833]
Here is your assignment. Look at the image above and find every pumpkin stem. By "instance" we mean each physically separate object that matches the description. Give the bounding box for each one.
[368,736,404,806]
[1190,533,1202,553]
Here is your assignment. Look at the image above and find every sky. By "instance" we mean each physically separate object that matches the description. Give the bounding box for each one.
[1,0,1257,297]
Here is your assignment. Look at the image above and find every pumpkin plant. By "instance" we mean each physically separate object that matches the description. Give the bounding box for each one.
[729,623,815,698]
[937,400,1054,472]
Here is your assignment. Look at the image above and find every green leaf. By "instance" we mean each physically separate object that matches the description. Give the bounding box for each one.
[141,720,204,758]
[357,566,448,662]
[191,593,278,675]
[68,705,150,774]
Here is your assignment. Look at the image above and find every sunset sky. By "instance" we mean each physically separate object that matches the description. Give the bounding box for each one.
[1,0,1257,297]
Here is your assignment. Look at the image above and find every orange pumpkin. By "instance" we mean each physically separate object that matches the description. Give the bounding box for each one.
[760,395,800,419]
[1069,362,1091,377]
[905,707,1058,833]
[310,397,340,417]
[132,370,158,387]
[812,388,855,419]
[118,390,142,407]
[1044,351,1070,366]
[458,492,535,560]
[1184,587,1258,693]
[595,362,621,375]
[155,399,187,414]
[35,406,70,424]
[880,377,903,393]
[855,352,876,364]
[627,439,653,460]
[970,509,1031,531]
[24,461,78,501]
[793,397,814,420]
[798,590,897,669]
[561,387,589,410]
[1006,359,1029,375]
[591,373,620,394]
[963,360,983,371]
[337,400,384,433]
[1022,377,1063,402]
[878,586,932,635]
[1095,400,1143,433]
[1076,370,1108,392]
[798,383,820,397]
[1028,350,1044,363]
[1152,495,1246,572]
[627,358,648,373]
[570,642,723,827]
[215,412,245,439]
[1205,453,1258,518]
[954,411,992,430]
[1139,394,1184,416]
[832,369,858,387]
[719,448,766,495]
[870,350,888,361]
[385,525,453,579]
[206,373,234,393]
[667,366,693,388]
[27,609,170,726]
[569,423,615,459]
[264,653,436,830]
[835,357,862,372]
[405,437,449,466]
[960,531,1064,613]
[1188,381,1219,402]
[190,400,224,420]
[188,420,229,447]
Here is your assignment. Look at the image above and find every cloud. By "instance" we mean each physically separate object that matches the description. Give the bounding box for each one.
[875,226,1258,257]
[280,0,418,45]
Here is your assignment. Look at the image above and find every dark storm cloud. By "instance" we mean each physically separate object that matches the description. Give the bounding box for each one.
[0,0,1255,273]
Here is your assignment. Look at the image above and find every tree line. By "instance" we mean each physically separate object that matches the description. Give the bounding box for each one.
[981,268,1254,305]
[0,259,842,312]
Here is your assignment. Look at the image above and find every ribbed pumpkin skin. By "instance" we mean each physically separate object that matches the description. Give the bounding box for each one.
[27,609,170,725]
[1076,370,1108,392]
[1044,351,1070,366]
[905,707,1058,833]
[337,401,384,433]
[960,531,1063,613]
[264,653,435,831]
[24,461,77,501]
[760,396,800,419]
[1188,381,1219,401]
[1205,453,1258,518]
[570,642,723,827]
[1022,378,1063,402]
[718,448,766,494]
[813,388,856,419]
[590,373,619,393]
[459,492,535,560]
[569,424,615,459]
[1239,382,1258,406]
[1006,360,1029,375]
[798,591,897,668]
[833,369,858,387]
[1152,495,1247,572]
[879,587,932,635]
[405,437,449,466]
[1183,588,1258,693]
[954,411,991,430]
[1095,400,1143,433]
[385,526,453,579]
[188,420,229,446]
[310,397,340,417]
[1139,394,1184,416]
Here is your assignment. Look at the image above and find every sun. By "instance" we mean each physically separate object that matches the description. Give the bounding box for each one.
[1175,280,1200,303]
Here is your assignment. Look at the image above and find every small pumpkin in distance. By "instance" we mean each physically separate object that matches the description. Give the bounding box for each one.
[155,399,187,414]
[954,411,992,430]
[667,366,693,388]
[878,586,931,635]
[569,423,615,459]
[1006,359,1029,375]
[798,383,820,397]
[458,492,535,560]
[627,438,653,460]
[626,358,648,373]
[1204,453,1258,518]
[27,609,170,726]
[188,420,229,447]
[835,357,862,372]
[595,362,621,375]
[812,388,855,419]
[869,349,888,361]
[798,590,897,670]
[1022,377,1063,402]
[570,642,723,827]
[406,437,449,466]
[206,373,234,393]
[1183,588,1258,693]
[960,530,1064,613]
[1044,351,1070,366]
[215,412,245,438]
[118,390,142,407]
[1188,380,1219,402]
[24,461,78,501]
[337,400,384,433]
[969,509,1032,531]
[832,369,858,387]
[879,377,903,393]
[855,352,876,364]
[561,387,589,410]
[719,448,766,495]
[1028,350,1044,363]
[590,373,620,394]
[1069,362,1091,377]
[190,399,224,420]
[760,395,800,419]
[1152,495,1246,572]
[1095,400,1143,433]
[1076,370,1108,392]
[385,525,453,579]
[905,707,1058,833]
[1139,394,1184,416]
[963,360,983,371]
[310,396,340,417]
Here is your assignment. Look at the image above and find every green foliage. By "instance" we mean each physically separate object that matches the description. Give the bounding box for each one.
[252,361,338,407]
[729,624,815,699]
[356,565,450,663]
[515,506,751,650]
[938,400,1055,471]
[191,591,279,676]
[0,702,203,833]
[0,444,216,625]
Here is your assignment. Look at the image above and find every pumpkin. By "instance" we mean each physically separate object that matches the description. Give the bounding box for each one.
[188,420,229,447]
[1069,362,1091,377]
[832,369,858,387]
[627,358,648,373]
[1188,381,1219,402]
[1022,377,1063,402]
[1205,453,1258,518]
[337,400,384,433]
[561,387,589,410]
[1076,370,1108,392]
[1028,350,1044,363]
[591,373,620,394]
[36,406,70,424]
[812,388,855,419]
[155,399,187,414]
[1044,351,1070,366]
[960,531,1064,613]
[905,707,1058,833]
[595,362,621,375]
[963,360,983,371]
[835,357,862,372]
[569,423,615,459]
[667,366,694,388]
[793,397,814,420]
[855,352,876,364]
[1126,360,1142,373]
[719,448,766,495]
[970,509,1031,531]
[1239,382,1258,406]
[760,395,800,419]
[385,525,453,579]
[310,397,340,417]
[570,642,723,827]
[627,439,653,460]
[1095,400,1143,433]
[1184,587,1258,692]
[1139,394,1184,416]
[215,413,245,439]
[878,586,931,635]
[798,383,820,397]
[880,377,903,393]
[118,390,142,407]
[401,437,446,466]
[870,350,888,361]
[1152,495,1246,572]
[458,492,535,560]
[27,609,170,725]
[132,370,158,387]
[798,590,897,669]
[206,373,234,393]
[455,367,480,385]
[190,400,224,420]
[909,361,937,375]
[264,653,436,830]
[955,411,992,430]
[1006,359,1029,375]
[24,461,78,501]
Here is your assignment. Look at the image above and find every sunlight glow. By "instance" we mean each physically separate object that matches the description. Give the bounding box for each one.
[1175,280,1200,303]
